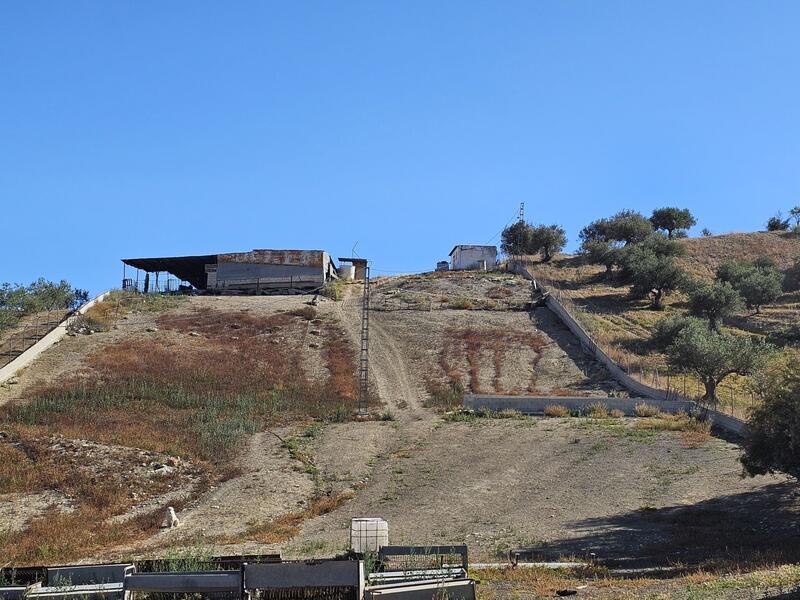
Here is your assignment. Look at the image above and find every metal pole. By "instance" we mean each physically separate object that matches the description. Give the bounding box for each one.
[357,265,371,417]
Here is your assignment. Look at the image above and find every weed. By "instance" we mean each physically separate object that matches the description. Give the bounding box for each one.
[321,280,346,301]
[634,403,660,417]
[585,402,609,418]
[379,409,395,421]
[425,380,465,411]
[544,405,570,417]
[448,297,475,310]
[609,408,625,418]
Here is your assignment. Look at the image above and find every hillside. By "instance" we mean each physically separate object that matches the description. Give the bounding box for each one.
[532,231,800,417]
[0,270,797,597]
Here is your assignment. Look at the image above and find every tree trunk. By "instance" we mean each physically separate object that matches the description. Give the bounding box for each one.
[703,378,718,403]
[652,289,664,310]
[667,229,674,238]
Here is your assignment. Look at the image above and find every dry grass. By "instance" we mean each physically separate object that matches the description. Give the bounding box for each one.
[585,401,609,418]
[544,404,570,417]
[634,402,660,417]
[3,309,358,463]
[228,491,355,544]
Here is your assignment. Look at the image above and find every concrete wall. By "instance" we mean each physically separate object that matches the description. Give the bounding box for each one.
[507,261,746,435]
[451,246,497,271]
[0,291,111,388]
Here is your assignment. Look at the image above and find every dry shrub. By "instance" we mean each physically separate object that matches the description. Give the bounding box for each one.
[585,402,609,418]
[609,409,625,418]
[544,404,570,417]
[288,306,317,321]
[425,379,465,411]
[440,327,548,393]
[233,491,355,544]
[634,403,660,417]
[448,297,475,310]
[638,412,711,436]
[320,320,358,402]
[486,285,512,299]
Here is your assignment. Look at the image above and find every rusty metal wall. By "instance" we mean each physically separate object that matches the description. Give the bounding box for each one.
[218,250,327,268]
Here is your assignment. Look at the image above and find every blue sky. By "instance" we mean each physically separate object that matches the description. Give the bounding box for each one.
[2,1,799,294]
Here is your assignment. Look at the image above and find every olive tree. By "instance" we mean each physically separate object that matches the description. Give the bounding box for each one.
[625,246,685,309]
[741,366,800,479]
[528,224,567,262]
[650,207,697,238]
[666,321,771,403]
[500,221,533,256]
[686,279,741,331]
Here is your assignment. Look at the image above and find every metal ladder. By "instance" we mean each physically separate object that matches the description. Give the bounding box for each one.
[357,266,371,416]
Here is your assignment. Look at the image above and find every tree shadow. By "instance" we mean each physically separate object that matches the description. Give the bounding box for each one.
[515,482,800,573]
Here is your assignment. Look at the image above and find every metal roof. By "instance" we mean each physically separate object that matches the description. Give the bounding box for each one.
[122,255,216,289]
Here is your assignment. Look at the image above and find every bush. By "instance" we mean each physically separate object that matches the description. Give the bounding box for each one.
[634,403,660,417]
[767,324,800,347]
[609,409,624,418]
[425,380,465,410]
[685,280,740,331]
[784,257,800,292]
[767,214,790,231]
[585,402,609,418]
[0,278,89,332]
[544,404,570,417]
[448,297,475,310]
[742,366,800,479]
[321,280,346,301]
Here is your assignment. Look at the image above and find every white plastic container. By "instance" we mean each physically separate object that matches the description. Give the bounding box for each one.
[350,517,389,553]
[338,265,356,281]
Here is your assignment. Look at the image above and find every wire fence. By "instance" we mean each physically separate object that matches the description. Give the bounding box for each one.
[518,261,760,421]
[0,309,72,370]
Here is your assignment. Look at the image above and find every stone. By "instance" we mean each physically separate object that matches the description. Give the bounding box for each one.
[146,327,159,333]
[188,331,200,337]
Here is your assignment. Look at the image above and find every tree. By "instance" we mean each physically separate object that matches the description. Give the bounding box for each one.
[625,247,685,309]
[617,233,685,283]
[790,206,800,228]
[650,207,697,238]
[741,365,800,479]
[737,270,783,313]
[701,228,713,237]
[686,279,741,331]
[767,213,790,231]
[605,209,654,245]
[528,224,566,262]
[715,258,783,314]
[651,314,704,351]
[666,321,772,403]
[500,221,533,256]
[579,239,621,276]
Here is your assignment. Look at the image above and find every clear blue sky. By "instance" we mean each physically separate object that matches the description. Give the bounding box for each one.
[2,1,799,294]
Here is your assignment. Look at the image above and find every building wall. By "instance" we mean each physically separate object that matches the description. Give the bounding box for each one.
[451,246,497,270]
[216,261,324,283]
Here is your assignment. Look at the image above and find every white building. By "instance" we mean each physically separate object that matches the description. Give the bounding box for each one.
[449,245,497,271]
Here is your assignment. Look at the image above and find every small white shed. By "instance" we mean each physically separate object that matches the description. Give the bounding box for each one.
[449,245,497,271]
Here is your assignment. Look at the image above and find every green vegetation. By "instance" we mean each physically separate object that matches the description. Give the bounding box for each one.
[425,380,465,410]
[716,257,784,313]
[665,320,772,402]
[686,280,740,331]
[742,363,800,479]
[321,279,346,300]
[0,278,88,331]
[650,207,697,238]
[500,221,567,261]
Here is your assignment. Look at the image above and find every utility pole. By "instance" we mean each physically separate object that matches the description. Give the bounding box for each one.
[357,264,371,417]
[516,202,526,256]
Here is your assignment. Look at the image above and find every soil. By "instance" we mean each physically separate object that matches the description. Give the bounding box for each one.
[2,272,798,586]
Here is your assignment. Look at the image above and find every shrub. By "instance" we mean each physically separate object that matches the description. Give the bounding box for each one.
[425,380,465,410]
[609,409,624,418]
[783,257,800,292]
[379,409,395,421]
[321,280,346,301]
[742,365,800,479]
[544,404,570,417]
[448,297,475,310]
[767,214,790,231]
[634,403,659,417]
[650,207,696,238]
[288,306,317,320]
[651,314,703,351]
[585,402,609,418]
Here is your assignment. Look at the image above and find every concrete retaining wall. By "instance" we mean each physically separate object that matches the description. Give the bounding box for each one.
[0,291,111,386]
[507,262,746,435]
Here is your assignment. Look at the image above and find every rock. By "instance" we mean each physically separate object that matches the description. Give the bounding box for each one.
[188,331,200,337]
[146,327,159,333]
[309,343,320,349]
[165,456,180,467]
[309,330,321,336]
[6,377,18,385]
